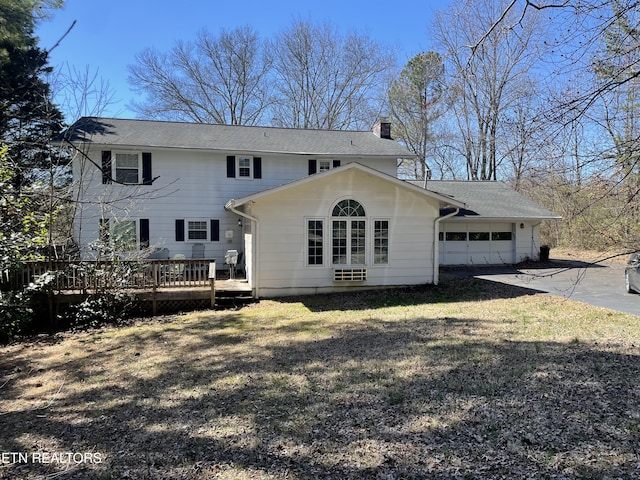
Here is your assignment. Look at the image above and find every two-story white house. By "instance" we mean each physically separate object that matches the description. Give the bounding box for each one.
[64,117,558,298]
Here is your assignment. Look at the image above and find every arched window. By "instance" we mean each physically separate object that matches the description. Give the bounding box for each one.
[332,199,366,217]
[332,199,366,265]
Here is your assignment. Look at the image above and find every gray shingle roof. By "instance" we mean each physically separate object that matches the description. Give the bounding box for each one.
[408,180,560,220]
[62,117,414,158]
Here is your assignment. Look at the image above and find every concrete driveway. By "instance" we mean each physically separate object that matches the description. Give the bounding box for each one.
[446,257,640,317]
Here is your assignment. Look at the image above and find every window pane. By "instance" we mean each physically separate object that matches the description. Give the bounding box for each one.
[115,153,140,184]
[374,220,389,264]
[446,232,467,241]
[492,232,513,241]
[469,232,490,241]
[350,220,366,264]
[115,153,138,167]
[188,221,208,240]
[332,199,365,217]
[332,220,347,264]
[115,168,139,184]
[308,220,323,265]
[319,161,331,172]
[238,157,251,177]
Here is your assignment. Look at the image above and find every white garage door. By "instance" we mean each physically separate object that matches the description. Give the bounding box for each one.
[439,222,515,265]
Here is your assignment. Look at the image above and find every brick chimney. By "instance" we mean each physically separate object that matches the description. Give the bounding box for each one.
[373,118,392,139]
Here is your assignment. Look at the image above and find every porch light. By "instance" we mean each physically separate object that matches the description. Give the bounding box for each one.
[238,218,243,227]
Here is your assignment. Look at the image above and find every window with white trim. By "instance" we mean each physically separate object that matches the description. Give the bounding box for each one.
[373,220,389,265]
[332,199,366,265]
[307,219,324,266]
[187,220,208,240]
[114,153,140,184]
[319,161,332,172]
[237,156,252,178]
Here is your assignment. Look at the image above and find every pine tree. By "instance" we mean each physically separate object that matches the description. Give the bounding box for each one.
[0,0,64,189]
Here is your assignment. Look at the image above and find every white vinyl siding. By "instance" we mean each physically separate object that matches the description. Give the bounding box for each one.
[249,168,439,297]
[74,149,399,262]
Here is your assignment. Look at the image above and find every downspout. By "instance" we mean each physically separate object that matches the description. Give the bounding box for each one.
[225,200,259,296]
[433,207,460,285]
[531,222,542,260]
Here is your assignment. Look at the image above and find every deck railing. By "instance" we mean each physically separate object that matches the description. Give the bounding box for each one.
[6,259,216,293]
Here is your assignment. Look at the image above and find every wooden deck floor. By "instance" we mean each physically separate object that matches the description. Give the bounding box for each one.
[53,278,254,314]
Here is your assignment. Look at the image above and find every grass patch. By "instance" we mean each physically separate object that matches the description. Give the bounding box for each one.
[1,274,639,479]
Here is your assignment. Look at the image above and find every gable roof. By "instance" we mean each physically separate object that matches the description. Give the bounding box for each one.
[408,180,560,220]
[61,117,414,158]
[227,163,466,209]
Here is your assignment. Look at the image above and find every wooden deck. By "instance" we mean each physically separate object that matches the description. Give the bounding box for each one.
[5,260,254,315]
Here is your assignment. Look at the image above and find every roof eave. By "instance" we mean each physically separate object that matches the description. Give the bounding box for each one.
[230,162,465,209]
[443,215,562,221]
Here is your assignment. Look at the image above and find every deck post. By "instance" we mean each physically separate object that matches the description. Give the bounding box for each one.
[209,261,216,308]
[152,262,158,315]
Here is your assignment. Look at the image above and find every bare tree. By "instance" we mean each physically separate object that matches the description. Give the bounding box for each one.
[267,20,395,130]
[48,63,116,120]
[433,0,545,180]
[512,0,640,249]
[499,76,544,190]
[128,26,272,125]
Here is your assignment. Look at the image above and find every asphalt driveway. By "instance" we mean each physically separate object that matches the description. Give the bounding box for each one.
[446,257,640,317]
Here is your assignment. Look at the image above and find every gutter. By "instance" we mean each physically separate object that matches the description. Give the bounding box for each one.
[225,200,259,297]
[433,207,460,285]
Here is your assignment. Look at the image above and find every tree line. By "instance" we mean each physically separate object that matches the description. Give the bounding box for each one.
[126,1,639,250]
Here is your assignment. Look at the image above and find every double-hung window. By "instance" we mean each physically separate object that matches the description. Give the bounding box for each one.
[227,155,262,179]
[100,218,149,251]
[115,153,140,184]
[175,219,220,242]
[102,151,152,185]
[237,157,252,178]
[319,161,332,172]
[188,220,208,240]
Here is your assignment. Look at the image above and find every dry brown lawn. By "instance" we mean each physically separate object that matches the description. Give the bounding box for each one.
[1,273,640,479]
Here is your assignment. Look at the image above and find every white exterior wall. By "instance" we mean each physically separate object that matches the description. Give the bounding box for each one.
[245,168,440,297]
[73,146,397,262]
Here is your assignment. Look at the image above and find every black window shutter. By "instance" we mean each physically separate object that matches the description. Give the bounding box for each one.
[140,219,150,249]
[308,159,317,175]
[253,157,262,179]
[333,160,341,168]
[101,151,112,184]
[175,219,185,242]
[227,156,236,178]
[142,153,152,185]
[210,219,220,242]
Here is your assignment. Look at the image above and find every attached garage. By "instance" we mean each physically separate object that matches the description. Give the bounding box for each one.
[421,181,561,266]
[439,222,517,265]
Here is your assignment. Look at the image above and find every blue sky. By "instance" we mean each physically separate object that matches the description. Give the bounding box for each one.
[36,0,452,121]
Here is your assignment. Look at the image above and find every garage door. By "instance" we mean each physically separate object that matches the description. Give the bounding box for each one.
[439,222,515,265]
